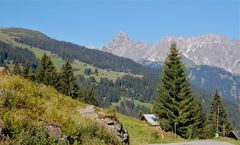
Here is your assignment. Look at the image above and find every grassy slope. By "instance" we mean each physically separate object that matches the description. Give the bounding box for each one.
[117,114,185,145]
[0,29,142,82]
[0,72,121,144]
[0,72,182,144]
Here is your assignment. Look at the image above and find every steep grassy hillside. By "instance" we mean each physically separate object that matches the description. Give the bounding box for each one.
[0,72,120,145]
[0,72,181,145]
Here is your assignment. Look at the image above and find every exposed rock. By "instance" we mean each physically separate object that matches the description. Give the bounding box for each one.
[114,123,122,132]
[103,33,240,75]
[46,125,63,139]
[0,120,10,141]
[103,118,114,125]
[79,105,130,145]
[79,105,98,119]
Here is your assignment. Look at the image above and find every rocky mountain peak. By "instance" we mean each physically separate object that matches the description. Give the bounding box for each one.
[203,34,226,40]
[116,32,129,41]
[103,33,240,74]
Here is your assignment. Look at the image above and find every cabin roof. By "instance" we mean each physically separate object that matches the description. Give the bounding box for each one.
[141,114,159,126]
[231,130,240,140]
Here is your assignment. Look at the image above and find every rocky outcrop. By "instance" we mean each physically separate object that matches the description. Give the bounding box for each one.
[101,117,129,145]
[79,105,130,145]
[46,125,64,139]
[0,120,10,141]
[103,33,240,74]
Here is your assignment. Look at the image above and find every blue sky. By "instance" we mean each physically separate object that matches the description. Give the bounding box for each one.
[0,0,239,48]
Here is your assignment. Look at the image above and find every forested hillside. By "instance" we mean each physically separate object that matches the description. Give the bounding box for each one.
[0,28,156,75]
[0,40,38,67]
[189,65,240,104]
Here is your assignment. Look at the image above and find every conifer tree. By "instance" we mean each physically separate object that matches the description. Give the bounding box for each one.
[12,61,21,75]
[82,85,98,106]
[22,61,35,81]
[37,53,59,87]
[59,61,80,99]
[45,60,59,87]
[207,90,232,137]
[153,43,204,139]
[37,53,49,83]
[28,67,35,81]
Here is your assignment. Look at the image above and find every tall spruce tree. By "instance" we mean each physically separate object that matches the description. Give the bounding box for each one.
[207,90,232,138]
[37,53,49,83]
[45,60,59,87]
[22,61,35,81]
[37,53,59,87]
[153,43,204,139]
[59,61,80,99]
[12,61,21,75]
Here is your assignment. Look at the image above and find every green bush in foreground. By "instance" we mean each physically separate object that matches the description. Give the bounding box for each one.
[12,124,56,145]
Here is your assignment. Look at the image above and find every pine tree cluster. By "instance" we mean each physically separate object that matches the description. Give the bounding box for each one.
[11,53,98,106]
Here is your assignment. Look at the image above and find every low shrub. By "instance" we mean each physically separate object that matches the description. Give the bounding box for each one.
[12,124,57,145]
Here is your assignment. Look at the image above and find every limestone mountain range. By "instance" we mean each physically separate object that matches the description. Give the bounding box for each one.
[103,32,240,74]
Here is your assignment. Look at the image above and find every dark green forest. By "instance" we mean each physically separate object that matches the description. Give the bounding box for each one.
[0,41,38,67]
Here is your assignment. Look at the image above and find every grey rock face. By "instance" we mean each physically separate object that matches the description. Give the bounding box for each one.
[103,32,153,62]
[102,118,129,145]
[103,33,240,74]
[79,105,130,144]
[46,125,63,139]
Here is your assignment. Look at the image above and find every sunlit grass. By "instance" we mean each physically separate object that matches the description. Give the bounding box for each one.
[117,113,185,145]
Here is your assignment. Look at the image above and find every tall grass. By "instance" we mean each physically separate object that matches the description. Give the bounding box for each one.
[0,73,121,145]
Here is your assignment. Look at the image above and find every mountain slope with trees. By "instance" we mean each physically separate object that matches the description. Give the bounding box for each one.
[0,27,239,129]
[0,28,156,75]
[0,40,38,67]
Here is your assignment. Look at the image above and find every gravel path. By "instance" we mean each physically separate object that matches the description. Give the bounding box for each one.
[149,140,234,145]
